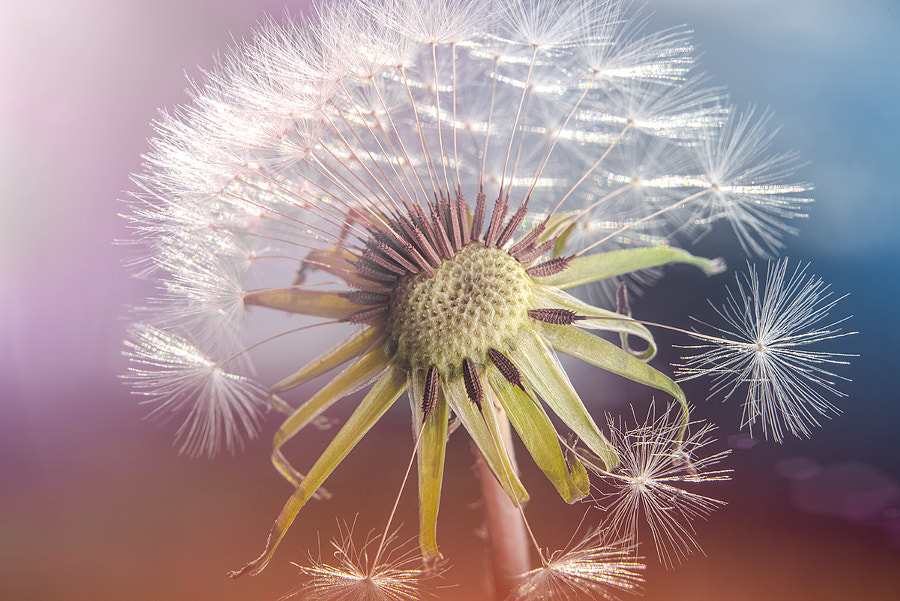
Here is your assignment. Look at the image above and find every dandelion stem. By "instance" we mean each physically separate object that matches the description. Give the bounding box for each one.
[574,180,637,218]
[337,80,416,208]
[474,404,543,599]
[451,42,461,193]
[547,121,633,219]
[431,42,452,196]
[398,65,441,197]
[500,46,538,199]
[577,313,738,347]
[368,75,428,204]
[213,320,341,369]
[473,443,532,600]
[526,71,598,201]
[479,56,501,186]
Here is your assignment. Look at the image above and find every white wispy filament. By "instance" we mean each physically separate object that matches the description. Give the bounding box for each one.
[593,406,732,567]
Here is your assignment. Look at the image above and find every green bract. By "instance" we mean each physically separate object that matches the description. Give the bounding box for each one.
[232,229,722,576]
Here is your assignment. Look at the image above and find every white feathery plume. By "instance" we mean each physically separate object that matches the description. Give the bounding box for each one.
[577,18,696,86]
[513,534,644,601]
[678,259,855,441]
[591,75,729,141]
[369,0,493,44]
[691,108,814,257]
[148,241,250,344]
[590,405,731,568]
[123,324,267,458]
[295,524,427,601]
[498,0,600,51]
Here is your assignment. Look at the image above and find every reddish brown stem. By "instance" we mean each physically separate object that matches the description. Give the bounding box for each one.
[472,427,532,600]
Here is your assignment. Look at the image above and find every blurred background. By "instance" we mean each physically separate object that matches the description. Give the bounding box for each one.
[1,1,898,599]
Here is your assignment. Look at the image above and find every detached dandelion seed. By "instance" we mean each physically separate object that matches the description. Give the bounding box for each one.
[513,535,644,601]
[588,404,731,567]
[296,524,427,601]
[122,324,267,458]
[679,259,856,441]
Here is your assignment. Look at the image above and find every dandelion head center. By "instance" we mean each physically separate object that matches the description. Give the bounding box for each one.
[387,242,534,375]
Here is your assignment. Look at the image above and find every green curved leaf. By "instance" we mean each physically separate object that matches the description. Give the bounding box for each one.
[486,368,589,503]
[533,247,725,290]
[271,327,383,394]
[244,287,360,319]
[272,343,390,451]
[443,374,529,505]
[231,364,406,578]
[409,370,450,562]
[538,322,690,440]
[271,343,389,488]
[508,330,619,471]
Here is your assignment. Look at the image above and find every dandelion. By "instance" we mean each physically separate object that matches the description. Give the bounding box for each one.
[120,0,844,597]
[678,259,855,441]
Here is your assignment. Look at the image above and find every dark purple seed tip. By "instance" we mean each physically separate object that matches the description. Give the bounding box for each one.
[487,348,524,390]
[526,256,571,277]
[462,358,483,410]
[528,308,583,326]
[344,305,389,324]
[422,365,439,419]
[616,282,632,317]
[341,290,390,306]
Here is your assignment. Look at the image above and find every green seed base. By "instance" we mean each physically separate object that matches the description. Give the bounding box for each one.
[387,242,534,375]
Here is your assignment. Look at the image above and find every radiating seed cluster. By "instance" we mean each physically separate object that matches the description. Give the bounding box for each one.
[388,242,534,373]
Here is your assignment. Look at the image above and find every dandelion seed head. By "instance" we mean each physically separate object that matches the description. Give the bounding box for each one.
[121,0,829,580]
[387,242,535,375]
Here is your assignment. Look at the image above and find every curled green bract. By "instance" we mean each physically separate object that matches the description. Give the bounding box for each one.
[230,242,713,576]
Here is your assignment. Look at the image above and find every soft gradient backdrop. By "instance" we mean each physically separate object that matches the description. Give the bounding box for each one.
[2,1,898,599]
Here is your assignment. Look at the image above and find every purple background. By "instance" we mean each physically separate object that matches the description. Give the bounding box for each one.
[2,1,898,599]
